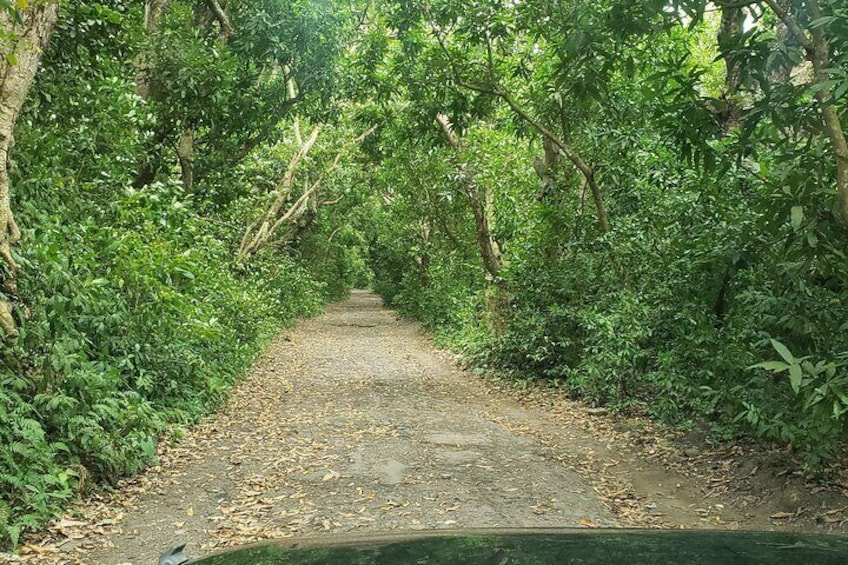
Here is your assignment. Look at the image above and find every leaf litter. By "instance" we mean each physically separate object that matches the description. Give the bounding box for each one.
[5,291,845,565]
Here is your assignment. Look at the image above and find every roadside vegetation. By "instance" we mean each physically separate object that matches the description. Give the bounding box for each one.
[364,1,848,467]
[0,0,846,551]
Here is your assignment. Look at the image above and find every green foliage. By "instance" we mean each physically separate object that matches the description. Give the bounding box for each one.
[0,175,329,546]
[366,0,848,468]
[0,0,360,550]
[746,341,848,465]
[3,0,848,551]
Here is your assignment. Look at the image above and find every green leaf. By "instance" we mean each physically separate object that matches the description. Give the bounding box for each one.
[790,206,804,230]
[806,231,818,248]
[835,80,848,102]
[749,360,790,372]
[808,16,837,29]
[771,339,795,364]
[789,364,803,393]
[174,267,195,280]
[832,386,848,406]
[7,524,20,548]
[51,442,70,453]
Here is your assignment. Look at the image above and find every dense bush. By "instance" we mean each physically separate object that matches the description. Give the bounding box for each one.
[370,122,848,465]
[0,173,329,548]
[365,0,848,467]
[0,0,362,549]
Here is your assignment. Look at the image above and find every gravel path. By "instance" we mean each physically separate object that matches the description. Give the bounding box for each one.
[85,290,612,563]
[9,290,847,565]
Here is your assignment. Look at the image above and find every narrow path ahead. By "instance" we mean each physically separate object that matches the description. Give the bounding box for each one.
[86,291,611,563]
[14,290,847,564]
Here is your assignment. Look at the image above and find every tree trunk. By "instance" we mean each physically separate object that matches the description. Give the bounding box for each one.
[822,103,848,226]
[207,0,233,42]
[434,114,510,331]
[717,3,745,130]
[177,127,194,191]
[279,203,318,248]
[467,183,502,280]
[132,0,170,188]
[416,221,432,287]
[137,0,169,99]
[238,123,374,261]
[436,113,503,279]
[456,82,610,234]
[238,125,322,260]
[429,21,609,235]
[0,2,61,338]
[132,127,168,188]
[762,0,848,226]
[805,0,848,227]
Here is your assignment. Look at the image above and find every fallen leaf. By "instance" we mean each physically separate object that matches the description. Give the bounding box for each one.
[20,545,59,555]
[579,518,599,528]
[51,519,87,530]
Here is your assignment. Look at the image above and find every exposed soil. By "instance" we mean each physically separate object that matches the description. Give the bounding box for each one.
[6,291,847,564]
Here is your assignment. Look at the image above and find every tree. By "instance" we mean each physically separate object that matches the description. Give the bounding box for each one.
[0,1,60,338]
[435,113,502,279]
[701,0,848,226]
[237,115,376,261]
[132,0,352,200]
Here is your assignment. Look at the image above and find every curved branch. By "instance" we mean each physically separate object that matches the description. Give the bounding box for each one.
[760,0,814,54]
[428,22,609,233]
[207,0,233,41]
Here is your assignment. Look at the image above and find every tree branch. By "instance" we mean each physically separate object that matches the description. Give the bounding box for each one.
[760,0,814,54]
[237,125,375,260]
[713,0,761,10]
[287,75,303,146]
[448,71,610,234]
[207,0,233,41]
[435,113,460,150]
[427,18,609,232]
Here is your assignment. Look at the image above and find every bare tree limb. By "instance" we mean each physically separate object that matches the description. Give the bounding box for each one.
[436,113,460,150]
[287,75,303,146]
[237,125,376,260]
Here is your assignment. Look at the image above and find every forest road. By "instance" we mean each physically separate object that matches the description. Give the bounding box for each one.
[83,290,613,564]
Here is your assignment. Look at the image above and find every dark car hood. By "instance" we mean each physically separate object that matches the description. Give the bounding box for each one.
[185,528,848,564]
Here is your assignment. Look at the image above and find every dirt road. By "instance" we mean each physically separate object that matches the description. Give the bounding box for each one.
[14,291,846,565]
[87,291,611,563]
